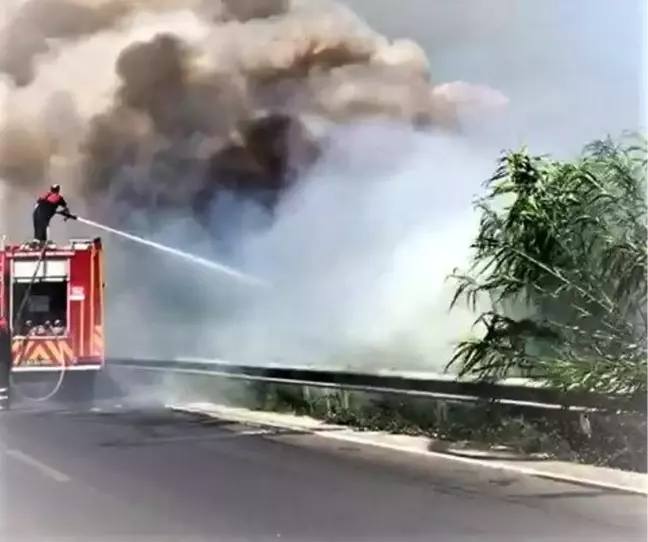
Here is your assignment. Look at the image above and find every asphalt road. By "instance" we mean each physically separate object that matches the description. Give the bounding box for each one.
[1,398,645,542]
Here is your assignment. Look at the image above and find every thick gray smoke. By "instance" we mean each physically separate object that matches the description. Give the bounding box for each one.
[0,0,644,370]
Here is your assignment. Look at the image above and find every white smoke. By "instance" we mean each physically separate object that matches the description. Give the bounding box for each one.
[219,125,492,367]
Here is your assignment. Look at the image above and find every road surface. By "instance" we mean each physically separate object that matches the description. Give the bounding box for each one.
[1,400,645,541]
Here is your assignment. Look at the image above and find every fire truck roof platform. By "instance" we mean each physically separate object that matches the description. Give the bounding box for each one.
[1,238,102,256]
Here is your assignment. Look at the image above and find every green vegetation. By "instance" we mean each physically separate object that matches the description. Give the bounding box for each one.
[448,133,647,398]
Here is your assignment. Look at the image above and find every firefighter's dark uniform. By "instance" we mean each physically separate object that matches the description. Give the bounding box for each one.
[32,186,73,243]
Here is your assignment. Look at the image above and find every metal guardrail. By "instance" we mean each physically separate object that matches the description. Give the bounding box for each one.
[108,358,645,413]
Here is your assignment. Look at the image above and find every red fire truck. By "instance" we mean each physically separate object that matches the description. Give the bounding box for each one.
[0,238,105,386]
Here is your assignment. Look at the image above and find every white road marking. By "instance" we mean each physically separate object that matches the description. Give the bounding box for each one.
[6,449,71,483]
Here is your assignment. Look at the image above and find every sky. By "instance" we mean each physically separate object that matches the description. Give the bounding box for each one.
[344,0,646,154]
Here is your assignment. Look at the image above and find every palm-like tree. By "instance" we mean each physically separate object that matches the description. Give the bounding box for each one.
[449,133,647,398]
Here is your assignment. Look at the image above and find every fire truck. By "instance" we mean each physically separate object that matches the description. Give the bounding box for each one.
[0,237,105,400]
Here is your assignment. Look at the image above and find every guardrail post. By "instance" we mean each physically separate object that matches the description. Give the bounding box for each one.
[340,389,350,410]
[0,325,11,411]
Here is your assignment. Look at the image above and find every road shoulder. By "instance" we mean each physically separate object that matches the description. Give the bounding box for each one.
[171,401,648,496]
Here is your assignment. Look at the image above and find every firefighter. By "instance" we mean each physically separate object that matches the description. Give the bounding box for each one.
[32,184,77,244]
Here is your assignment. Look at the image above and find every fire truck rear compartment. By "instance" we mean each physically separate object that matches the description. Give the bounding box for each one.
[13,280,68,336]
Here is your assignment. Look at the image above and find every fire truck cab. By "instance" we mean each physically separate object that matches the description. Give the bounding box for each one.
[0,238,105,380]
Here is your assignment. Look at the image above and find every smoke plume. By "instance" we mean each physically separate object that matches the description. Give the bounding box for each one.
[0,0,643,370]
